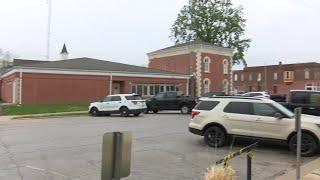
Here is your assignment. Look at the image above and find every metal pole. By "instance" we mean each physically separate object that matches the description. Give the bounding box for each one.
[247,153,252,180]
[113,132,122,180]
[46,0,52,60]
[295,108,302,180]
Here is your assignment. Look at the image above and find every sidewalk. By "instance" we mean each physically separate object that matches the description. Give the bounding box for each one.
[276,157,320,180]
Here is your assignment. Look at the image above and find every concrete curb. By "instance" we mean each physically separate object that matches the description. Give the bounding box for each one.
[275,158,320,180]
[11,111,88,120]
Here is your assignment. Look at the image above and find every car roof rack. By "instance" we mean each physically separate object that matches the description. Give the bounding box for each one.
[208,96,263,100]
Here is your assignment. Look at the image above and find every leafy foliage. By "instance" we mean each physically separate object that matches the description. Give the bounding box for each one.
[171,0,250,65]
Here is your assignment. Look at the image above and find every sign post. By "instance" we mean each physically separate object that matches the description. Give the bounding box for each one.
[295,108,302,180]
[101,132,132,180]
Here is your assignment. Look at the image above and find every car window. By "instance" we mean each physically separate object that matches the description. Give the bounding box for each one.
[125,95,142,100]
[291,92,310,104]
[252,103,278,116]
[154,93,165,99]
[166,92,177,98]
[194,101,219,111]
[111,96,121,101]
[103,96,112,102]
[224,102,252,115]
[310,93,320,105]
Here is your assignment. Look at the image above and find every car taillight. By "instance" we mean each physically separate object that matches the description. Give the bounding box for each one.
[191,111,200,119]
[131,101,138,105]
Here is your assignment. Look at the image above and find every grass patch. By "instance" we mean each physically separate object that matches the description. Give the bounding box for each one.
[3,103,89,115]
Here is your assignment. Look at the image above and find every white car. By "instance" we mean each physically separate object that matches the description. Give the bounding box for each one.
[89,94,147,117]
[189,97,320,157]
[241,91,270,98]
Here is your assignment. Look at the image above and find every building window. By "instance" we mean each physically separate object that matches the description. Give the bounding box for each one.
[273,72,278,80]
[283,71,294,82]
[203,57,211,73]
[257,73,262,82]
[223,59,228,74]
[305,83,314,90]
[203,78,211,94]
[222,79,228,94]
[241,74,244,81]
[234,74,238,82]
[248,73,252,81]
[131,84,180,96]
[305,69,310,79]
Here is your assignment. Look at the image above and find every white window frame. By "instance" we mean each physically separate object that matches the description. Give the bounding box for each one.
[234,74,238,82]
[203,57,211,73]
[222,79,228,94]
[273,72,278,80]
[203,78,211,94]
[257,73,262,82]
[223,59,228,74]
[305,68,310,80]
[248,73,252,81]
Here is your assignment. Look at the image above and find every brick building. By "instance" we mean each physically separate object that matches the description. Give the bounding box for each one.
[0,58,189,104]
[148,41,234,97]
[233,62,320,96]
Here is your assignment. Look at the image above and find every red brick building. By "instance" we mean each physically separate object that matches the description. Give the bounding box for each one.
[233,62,320,96]
[148,41,234,97]
[0,58,189,104]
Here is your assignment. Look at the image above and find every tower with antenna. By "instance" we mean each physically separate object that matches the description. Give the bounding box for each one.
[60,43,69,60]
[46,0,52,60]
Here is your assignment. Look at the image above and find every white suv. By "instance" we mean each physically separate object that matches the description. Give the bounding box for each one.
[89,94,147,117]
[189,97,320,156]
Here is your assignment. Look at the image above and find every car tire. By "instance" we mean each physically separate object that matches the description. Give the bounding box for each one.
[288,133,318,157]
[90,107,99,117]
[153,109,158,113]
[204,126,226,147]
[180,105,190,114]
[134,113,140,116]
[120,107,129,117]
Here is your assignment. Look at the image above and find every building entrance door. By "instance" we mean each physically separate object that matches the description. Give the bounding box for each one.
[112,82,121,94]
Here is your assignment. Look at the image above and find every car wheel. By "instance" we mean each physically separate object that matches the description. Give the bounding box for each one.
[204,126,226,147]
[90,107,99,117]
[153,109,158,113]
[289,133,318,157]
[120,107,129,117]
[134,113,140,116]
[180,105,190,114]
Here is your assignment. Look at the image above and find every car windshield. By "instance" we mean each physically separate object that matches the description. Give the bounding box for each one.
[125,95,143,100]
[272,101,294,118]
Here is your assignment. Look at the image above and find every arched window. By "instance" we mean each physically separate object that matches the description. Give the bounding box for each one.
[203,78,211,94]
[305,68,310,79]
[234,74,238,81]
[257,73,262,82]
[203,57,211,73]
[223,59,228,74]
[222,79,228,94]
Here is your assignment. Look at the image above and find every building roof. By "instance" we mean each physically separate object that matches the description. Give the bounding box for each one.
[147,40,234,58]
[60,43,68,54]
[9,57,188,76]
[234,62,320,72]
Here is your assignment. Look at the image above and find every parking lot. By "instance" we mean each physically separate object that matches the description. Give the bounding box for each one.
[0,113,317,180]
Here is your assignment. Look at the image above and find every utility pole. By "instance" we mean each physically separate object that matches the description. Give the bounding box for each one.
[46,0,52,60]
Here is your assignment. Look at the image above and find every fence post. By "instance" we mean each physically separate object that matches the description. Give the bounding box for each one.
[247,153,252,180]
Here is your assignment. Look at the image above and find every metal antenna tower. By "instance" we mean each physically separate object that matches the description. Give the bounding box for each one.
[46,0,52,60]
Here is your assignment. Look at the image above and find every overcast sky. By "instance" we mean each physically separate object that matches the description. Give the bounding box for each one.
[0,0,319,68]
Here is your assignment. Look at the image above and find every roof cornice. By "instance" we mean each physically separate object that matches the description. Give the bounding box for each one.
[147,43,234,59]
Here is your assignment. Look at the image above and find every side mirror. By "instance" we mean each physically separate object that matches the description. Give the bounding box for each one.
[274,112,284,119]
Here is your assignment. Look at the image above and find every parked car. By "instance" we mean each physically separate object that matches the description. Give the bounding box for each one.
[241,91,270,98]
[89,94,147,117]
[280,90,320,116]
[202,92,226,97]
[270,94,287,102]
[189,96,320,156]
[146,91,196,114]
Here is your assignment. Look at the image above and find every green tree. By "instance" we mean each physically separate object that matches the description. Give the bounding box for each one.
[171,0,250,65]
